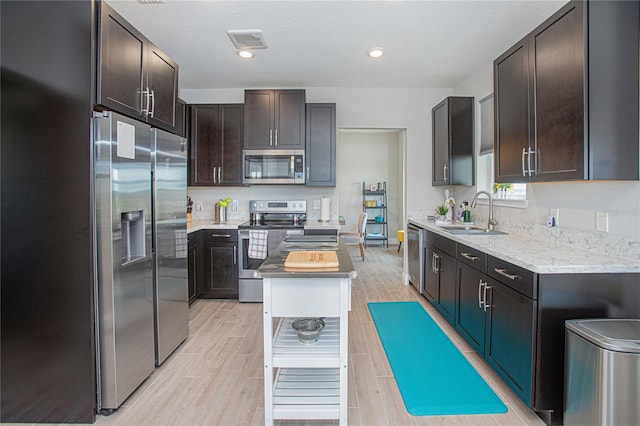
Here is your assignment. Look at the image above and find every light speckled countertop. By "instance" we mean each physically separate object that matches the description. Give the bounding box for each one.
[187,219,245,233]
[187,219,342,234]
[409,219,640,274]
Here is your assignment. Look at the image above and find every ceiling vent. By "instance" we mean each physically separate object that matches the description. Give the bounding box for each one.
[227,30,268,50]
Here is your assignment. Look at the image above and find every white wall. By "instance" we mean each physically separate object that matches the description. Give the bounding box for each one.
[452,62,640,245]
[338,131,401,236]
[182,87,451,228]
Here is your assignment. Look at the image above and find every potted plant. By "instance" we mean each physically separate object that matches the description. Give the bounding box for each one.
[435,205,449,221]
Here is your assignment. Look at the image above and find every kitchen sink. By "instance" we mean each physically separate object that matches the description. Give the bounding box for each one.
[440,227,507,236]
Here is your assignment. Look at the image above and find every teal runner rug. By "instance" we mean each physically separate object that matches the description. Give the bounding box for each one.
[368,301,507,416]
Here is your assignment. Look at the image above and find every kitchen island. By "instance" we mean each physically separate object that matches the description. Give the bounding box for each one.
[256,236,356,425]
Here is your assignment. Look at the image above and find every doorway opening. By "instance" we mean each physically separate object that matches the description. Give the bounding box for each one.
[336,128,407,251]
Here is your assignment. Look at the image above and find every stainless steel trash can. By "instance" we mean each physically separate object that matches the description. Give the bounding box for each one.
[565,319,640,426]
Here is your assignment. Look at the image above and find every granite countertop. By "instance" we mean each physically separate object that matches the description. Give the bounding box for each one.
[303,219,343,230]
[256,236,357,279]
[187,219,245,233]
[409,219,640,274]
[187,219,343,234]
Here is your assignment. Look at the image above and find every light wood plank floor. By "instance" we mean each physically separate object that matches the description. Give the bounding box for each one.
[92,245,544,426]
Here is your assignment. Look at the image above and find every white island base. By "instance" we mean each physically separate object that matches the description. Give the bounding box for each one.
[263,276,352,425]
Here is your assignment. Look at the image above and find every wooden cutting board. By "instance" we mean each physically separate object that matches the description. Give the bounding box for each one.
[284,251,339,269]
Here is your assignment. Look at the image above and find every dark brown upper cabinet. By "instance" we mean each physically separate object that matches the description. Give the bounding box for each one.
[244,90,305,149]
[97,1,179,134]
[305,103,336,187]
[189,104,244,187]
[432,97,474,186]
[494,0,639,183]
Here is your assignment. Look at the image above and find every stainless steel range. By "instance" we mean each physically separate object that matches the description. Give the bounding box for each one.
[238,200,307,302]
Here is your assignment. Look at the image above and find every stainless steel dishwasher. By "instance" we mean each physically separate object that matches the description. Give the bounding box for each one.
[407,223,424,293]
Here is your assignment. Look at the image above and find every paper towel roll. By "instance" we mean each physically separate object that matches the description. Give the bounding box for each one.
[320,197,330,222]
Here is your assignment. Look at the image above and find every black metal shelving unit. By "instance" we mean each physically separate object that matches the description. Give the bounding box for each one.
[362,181,388,248]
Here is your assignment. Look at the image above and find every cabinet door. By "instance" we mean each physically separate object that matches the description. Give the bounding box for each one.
[146,43,178,133]
[432,99,449,185]
[274,90,305,149]
[494,38,531,183]
[455,263,486,355]
[204,243,238,298]
[485,278,536,406]
[423,245,439,302]
[435,251,456,325]
[187,235,199,304]
[189,105,220,186]
[97,1,145,119]
[530,1,585,181]
[220,105,244,186]
[175,99,187,138]
[305,103,336,186]
[244,90,274,149]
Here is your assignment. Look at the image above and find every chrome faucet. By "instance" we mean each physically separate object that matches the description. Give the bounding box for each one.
[471,190,498,231]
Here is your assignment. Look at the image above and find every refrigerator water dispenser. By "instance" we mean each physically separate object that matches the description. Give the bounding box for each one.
[121,210,145,263]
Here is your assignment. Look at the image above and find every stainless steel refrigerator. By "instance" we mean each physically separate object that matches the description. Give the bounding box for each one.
[151,127,189,366]
[94,111,188,412]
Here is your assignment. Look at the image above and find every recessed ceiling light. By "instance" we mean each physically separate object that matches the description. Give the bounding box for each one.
[237,50,254,59]
[367,47,385,58]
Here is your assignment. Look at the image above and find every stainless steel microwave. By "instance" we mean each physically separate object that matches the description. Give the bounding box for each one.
[242,150,305,185]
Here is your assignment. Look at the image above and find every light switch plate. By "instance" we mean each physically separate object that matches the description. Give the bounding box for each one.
[548,208,559,226]
[596,212,609,232]
[231,200,238,212]
[196,201,203,212]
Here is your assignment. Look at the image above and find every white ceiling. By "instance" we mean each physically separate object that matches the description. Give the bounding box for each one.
[107,0,566,90]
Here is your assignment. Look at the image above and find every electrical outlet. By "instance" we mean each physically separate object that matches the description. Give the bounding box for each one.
[313,199,321,209]
[549,208,559,226]
[596,212,609,232]
[196,201,203,212]
[231,199,238,212]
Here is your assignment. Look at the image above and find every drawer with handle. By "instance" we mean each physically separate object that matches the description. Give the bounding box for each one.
[487,255,537,299]
[456,243,487,271]
[205,229,238,243]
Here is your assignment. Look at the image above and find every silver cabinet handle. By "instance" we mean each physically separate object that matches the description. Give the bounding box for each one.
[433,252,440,273]
[211,234,231,238]
[443,164,448,182]
[494,268,520,280]
[142,88,151,116]
[213,166,217,184]
[233,246,237,265]
[483,284,491,312]
[478,279,485,309]
[218,167,221,183]
[270,129,273,146]
[275,129,278,146]
[149,90,155,118]
[307,166,310,180]
[461,252,478,261]
[527,147,536,176]
[522,147,527,177]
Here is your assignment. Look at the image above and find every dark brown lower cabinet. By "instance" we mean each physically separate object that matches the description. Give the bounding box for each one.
[187,231,201,304]
[200,230,238,299]
[455,262,486,355]
[484,277,536,406]
[423,231,457,325]
[414,227,640,425]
